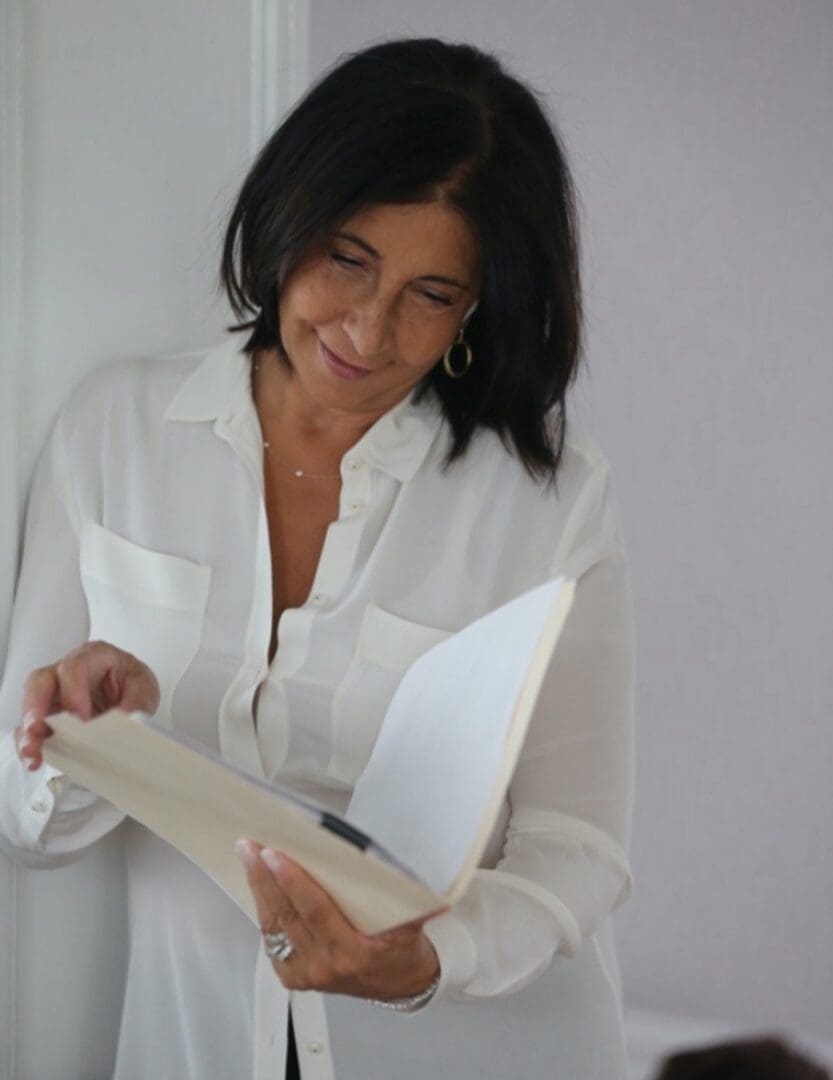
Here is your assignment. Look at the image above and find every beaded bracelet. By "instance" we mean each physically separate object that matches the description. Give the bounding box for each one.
[367,974,440,1013]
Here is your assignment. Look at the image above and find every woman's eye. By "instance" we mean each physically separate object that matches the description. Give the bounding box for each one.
[330,251,363,270]
[420,290,454,308]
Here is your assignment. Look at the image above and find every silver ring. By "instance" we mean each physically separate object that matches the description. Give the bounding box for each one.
[263,930,294,963]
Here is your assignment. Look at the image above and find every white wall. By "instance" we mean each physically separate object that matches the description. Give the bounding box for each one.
[0,2,307,1076]
[308,0,833,1054]
[19,0,254,478]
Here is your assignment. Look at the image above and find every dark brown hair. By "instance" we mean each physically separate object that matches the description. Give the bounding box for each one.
[219,38,583,482]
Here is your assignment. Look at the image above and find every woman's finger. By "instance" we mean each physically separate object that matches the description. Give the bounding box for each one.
[236,841,313,951]
[53,656,94,720]
[56,640,134,719]
[260,848,360,952]
[77,642,160,716]
[119,664,161,714]
[17,669,60,768]
[21,667,61,729]
[15,643,160,772]
[20,712,54,741]
[14,727,41,770]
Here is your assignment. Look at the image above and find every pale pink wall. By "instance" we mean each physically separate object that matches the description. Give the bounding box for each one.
[309,0,833,1045]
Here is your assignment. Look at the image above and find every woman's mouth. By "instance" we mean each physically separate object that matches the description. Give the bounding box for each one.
[318,340,373,380]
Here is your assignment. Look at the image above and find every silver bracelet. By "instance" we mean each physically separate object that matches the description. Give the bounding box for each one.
[367,974,440,1013]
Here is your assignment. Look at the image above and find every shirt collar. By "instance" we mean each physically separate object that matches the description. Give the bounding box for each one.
[164,334,444,483]
[164,335,250,424]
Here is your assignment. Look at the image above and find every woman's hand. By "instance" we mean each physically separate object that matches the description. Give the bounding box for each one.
[14,640,161,771]
[237,839,442,1001]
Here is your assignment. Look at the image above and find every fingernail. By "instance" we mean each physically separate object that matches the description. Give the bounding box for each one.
[260,849,283,874]
[235,838,257,866]
[22,711,37,732]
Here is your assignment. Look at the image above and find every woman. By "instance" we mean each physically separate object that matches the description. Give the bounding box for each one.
[0,38,635,1080]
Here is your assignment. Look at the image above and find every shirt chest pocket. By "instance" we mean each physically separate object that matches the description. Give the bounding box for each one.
[79,523,212,726]
[328,604,451,784]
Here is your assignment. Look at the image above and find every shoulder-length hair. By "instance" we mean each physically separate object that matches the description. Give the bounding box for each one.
[219,38,583,482]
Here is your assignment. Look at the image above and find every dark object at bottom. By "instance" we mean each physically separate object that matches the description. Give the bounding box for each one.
[655,1035,830,1079]
[286,1009,300,1079]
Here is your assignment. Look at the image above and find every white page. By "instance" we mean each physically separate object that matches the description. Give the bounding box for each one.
[346,577,574,895]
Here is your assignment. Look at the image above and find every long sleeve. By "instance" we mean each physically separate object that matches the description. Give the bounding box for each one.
[422,465,636,1003]
[0,410,125,868]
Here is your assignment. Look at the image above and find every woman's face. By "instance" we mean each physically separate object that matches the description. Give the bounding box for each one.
[276,201,481,419]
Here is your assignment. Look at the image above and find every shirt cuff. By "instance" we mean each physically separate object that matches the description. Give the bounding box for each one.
[420,907,478,1006]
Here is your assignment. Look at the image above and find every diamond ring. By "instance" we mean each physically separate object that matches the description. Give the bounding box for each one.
[263,930,295,963]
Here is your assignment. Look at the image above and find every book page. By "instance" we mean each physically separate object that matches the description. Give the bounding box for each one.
[42,710,441,934]
[346,577,575,896]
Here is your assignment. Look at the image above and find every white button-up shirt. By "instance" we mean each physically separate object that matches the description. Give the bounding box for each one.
[0,335,636,1079]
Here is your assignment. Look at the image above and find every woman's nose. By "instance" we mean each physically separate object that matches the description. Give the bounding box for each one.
[343,296,395,359]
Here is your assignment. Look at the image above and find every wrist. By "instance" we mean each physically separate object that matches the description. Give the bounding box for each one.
[365,938,440,1010]
[403,939,439,995]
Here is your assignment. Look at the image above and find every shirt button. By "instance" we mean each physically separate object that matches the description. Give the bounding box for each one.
[345,456,364,472]
[349,499,365,514]
[31,800,48,814]
[310,593,328,607]
[306,1041,324,1054]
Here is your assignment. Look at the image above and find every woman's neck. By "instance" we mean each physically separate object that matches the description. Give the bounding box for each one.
[251,349,383,467]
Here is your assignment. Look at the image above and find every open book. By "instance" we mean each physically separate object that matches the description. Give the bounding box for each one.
[42,577,575,934]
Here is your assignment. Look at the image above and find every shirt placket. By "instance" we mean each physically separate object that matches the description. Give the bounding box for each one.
[249,455,372,1076]
[212,408,271,778]
[255,450,373,779]
[289,991,335,1080]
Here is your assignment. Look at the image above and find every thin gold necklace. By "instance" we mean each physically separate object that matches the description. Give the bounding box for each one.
[253,359,341,481]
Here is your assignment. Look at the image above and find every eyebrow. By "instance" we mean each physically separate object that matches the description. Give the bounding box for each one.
[335,231,471,290]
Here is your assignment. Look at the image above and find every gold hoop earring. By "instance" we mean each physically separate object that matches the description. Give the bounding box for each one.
[442,328,473,379]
